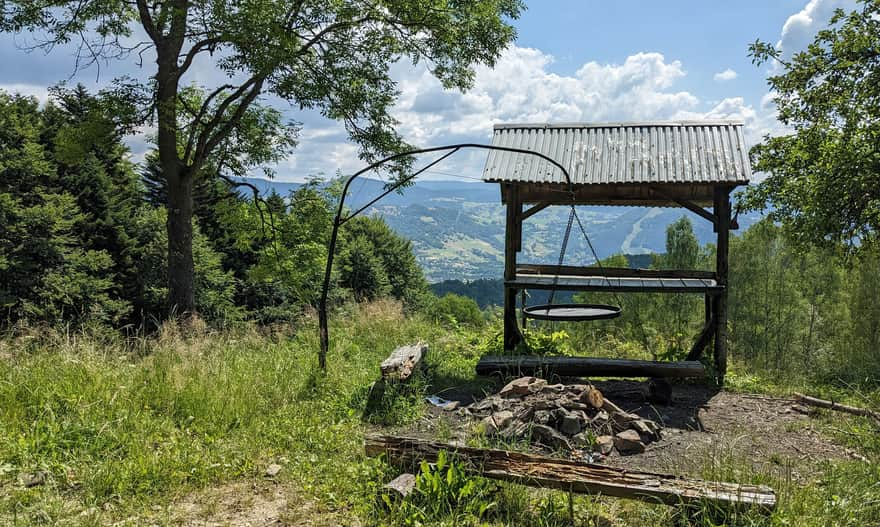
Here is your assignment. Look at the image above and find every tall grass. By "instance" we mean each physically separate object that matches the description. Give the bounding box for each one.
[1,302,878,526]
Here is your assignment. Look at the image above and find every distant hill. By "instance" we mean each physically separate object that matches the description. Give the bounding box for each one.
[243,177,762,282]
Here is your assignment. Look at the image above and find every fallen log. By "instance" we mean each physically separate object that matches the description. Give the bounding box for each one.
[476,356,705,378]
[380,343,427,381]
[365,435,776,510]
[793,393,880,425]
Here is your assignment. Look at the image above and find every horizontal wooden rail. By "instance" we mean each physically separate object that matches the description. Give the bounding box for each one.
[365,435,776,510]
[517,264,716,280]
[476,356,706,378]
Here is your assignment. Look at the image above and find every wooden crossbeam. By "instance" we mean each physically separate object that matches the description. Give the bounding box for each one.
[476,356,706,378]
[517,264,716,280]
[519,202,551,222]
[650,186,717,226]
[365,435,776,510]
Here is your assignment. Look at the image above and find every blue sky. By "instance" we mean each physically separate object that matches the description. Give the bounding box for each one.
[0,0,857,181]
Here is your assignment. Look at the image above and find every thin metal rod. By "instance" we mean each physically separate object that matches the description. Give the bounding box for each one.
[318,143,572,369]
[339,149,460,225]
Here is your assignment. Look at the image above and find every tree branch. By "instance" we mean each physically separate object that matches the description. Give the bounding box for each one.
[178,36,221,74]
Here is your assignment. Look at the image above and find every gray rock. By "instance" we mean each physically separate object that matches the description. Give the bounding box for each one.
[20,471,47,488]
[491,410,516,429]
[595,435,615,455]
[265,463,283,477]
[534,410,552,425]
[499,377,547,398]
[480,410,515,435]
[559,413,584,435]
[613,430,645,454]
[531,424,573,450]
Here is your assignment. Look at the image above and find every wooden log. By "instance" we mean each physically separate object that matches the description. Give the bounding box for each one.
[476,356,705,378]
[365,435,776,510]
[380,343,427,381]
[793,393,880,425]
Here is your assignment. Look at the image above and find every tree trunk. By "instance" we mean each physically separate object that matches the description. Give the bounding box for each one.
[166,164,195,315]
[156,53,195,316]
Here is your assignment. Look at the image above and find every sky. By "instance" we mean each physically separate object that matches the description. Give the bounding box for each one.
[0,0,858,182]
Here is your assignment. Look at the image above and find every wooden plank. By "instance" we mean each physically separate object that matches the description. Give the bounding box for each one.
[517,264,716,280]
[508,275,722,294]
[475,356,706,378]
[380,343,427,381]
[365,435,776,510]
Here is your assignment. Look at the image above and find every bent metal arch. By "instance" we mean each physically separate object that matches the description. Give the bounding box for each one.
[317,144,573,370]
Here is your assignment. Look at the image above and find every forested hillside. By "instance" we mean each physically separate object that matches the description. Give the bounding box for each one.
[0,88,429,329]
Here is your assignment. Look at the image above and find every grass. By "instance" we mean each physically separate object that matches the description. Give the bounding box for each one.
[0,301,878,526]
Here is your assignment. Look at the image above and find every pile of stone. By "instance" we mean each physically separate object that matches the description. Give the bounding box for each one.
[464,377,662,457]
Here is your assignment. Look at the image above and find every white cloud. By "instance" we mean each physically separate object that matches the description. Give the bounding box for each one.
[393,48,699,144]
[713,68,738,82]
[777,0,857,59]
[0,83,51,104]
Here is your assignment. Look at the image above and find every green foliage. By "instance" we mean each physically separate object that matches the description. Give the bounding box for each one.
[2,0,524,309]
[131,207,240,323]
[429,293,485,328]
[341,216,430,308]
[477,328,570,356]
[0,90,133,325]
[388,451,497,525]
[746,1,880,253]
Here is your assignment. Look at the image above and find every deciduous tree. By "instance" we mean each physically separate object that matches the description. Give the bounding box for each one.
[746,1,880,254]
[1,0,523,314]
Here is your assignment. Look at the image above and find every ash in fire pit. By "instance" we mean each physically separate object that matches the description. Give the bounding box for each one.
[463,377,662,459]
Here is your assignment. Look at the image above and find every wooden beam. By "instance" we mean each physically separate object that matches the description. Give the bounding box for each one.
[686,315,715,361]
[365,435,776,510]
[650,186,716,226]
[519,202,551,222]
[517,264,716,280]
[476,356,706,378]
[506,276,722,294]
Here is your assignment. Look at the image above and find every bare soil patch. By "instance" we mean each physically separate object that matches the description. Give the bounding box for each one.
[407,378,856,481]
[143,480,360,527]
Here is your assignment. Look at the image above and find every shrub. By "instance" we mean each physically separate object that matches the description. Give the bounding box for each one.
[429,293,484,327]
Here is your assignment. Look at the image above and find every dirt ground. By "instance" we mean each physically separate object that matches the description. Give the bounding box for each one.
[158,381,858,526]
[404,379,858,481]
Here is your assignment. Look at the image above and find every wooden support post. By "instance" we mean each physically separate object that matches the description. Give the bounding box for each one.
[504,185,524,351]
[365,435,777,510]
[713,187,731,383]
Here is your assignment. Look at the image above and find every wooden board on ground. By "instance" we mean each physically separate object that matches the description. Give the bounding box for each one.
[476,355,705,378]
[380,343,427,381]
[365,435,776,511]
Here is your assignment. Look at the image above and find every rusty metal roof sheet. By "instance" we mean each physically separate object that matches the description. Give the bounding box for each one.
[482,121,751,186]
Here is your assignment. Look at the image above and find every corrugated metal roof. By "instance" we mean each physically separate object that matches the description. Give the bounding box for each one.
[482,121,751,186]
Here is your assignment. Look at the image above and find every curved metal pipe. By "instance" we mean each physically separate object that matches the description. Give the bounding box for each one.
[317,143,572,369]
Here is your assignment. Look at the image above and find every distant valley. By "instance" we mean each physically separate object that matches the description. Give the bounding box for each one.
[243,177,762,283]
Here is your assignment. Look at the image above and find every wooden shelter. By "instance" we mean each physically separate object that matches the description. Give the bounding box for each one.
[480,121,751,379]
